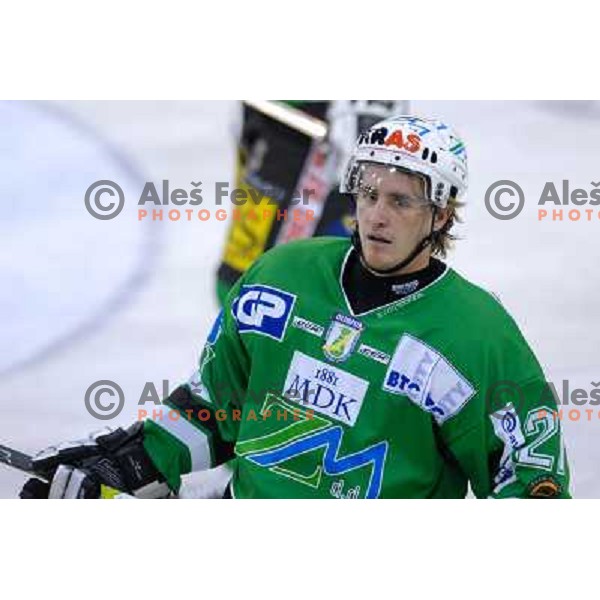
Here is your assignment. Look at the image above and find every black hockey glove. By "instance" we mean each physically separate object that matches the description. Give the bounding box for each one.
[19,423,168,499]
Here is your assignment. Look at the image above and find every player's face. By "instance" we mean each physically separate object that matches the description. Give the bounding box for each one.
[355,164,437,274]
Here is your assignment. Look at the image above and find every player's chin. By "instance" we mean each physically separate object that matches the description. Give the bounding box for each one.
[362,245,397,271]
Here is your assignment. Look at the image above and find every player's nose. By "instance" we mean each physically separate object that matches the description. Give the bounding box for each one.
[367,198,392,227]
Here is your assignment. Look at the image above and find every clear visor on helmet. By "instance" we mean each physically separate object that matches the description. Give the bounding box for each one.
[342,160,432,210]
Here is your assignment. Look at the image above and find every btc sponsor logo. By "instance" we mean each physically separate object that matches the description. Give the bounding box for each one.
[383,334,475,424]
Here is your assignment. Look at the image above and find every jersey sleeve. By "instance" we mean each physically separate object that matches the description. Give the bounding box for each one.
[438,322,571,499]
[142,278,250,492]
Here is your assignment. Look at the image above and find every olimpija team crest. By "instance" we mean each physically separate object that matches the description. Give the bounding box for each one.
[322,313,364,362]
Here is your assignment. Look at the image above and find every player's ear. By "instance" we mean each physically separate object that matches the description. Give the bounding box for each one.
[433,207,452,232]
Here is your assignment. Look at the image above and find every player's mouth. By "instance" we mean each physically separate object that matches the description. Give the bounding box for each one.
[366,234,392,246]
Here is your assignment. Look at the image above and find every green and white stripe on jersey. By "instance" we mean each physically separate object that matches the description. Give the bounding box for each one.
[143,402,213,490]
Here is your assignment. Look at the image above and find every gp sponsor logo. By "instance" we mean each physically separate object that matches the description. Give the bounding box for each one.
[232,284,296,341]
[283,351,369,426]
[383,334,475,424]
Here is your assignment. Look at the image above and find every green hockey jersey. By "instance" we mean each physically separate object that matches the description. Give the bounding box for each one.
[144,237,570,498]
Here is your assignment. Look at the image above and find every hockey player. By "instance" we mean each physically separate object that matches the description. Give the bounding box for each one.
[20,115,570,499]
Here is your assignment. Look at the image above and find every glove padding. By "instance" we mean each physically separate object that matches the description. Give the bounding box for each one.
[21,465,103,499]
[19,423,164,499]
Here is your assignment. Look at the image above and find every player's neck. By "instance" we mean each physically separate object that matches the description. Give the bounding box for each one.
[360,251,432,278]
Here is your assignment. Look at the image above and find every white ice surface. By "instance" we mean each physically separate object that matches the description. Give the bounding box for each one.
[0,100,598,497]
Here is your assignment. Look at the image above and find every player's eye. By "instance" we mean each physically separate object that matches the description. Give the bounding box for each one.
[391,194,414,208]
[358,186,378,203]
[391,194,426,209]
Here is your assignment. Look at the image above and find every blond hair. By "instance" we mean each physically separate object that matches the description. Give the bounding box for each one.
[431,197,464,258]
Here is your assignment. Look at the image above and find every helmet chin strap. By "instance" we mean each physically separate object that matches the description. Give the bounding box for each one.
[352,207,441,276]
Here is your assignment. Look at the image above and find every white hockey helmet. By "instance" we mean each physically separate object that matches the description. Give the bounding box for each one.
[340,115,468,208]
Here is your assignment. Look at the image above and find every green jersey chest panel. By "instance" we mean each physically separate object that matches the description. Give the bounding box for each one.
[227,244,481,498]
